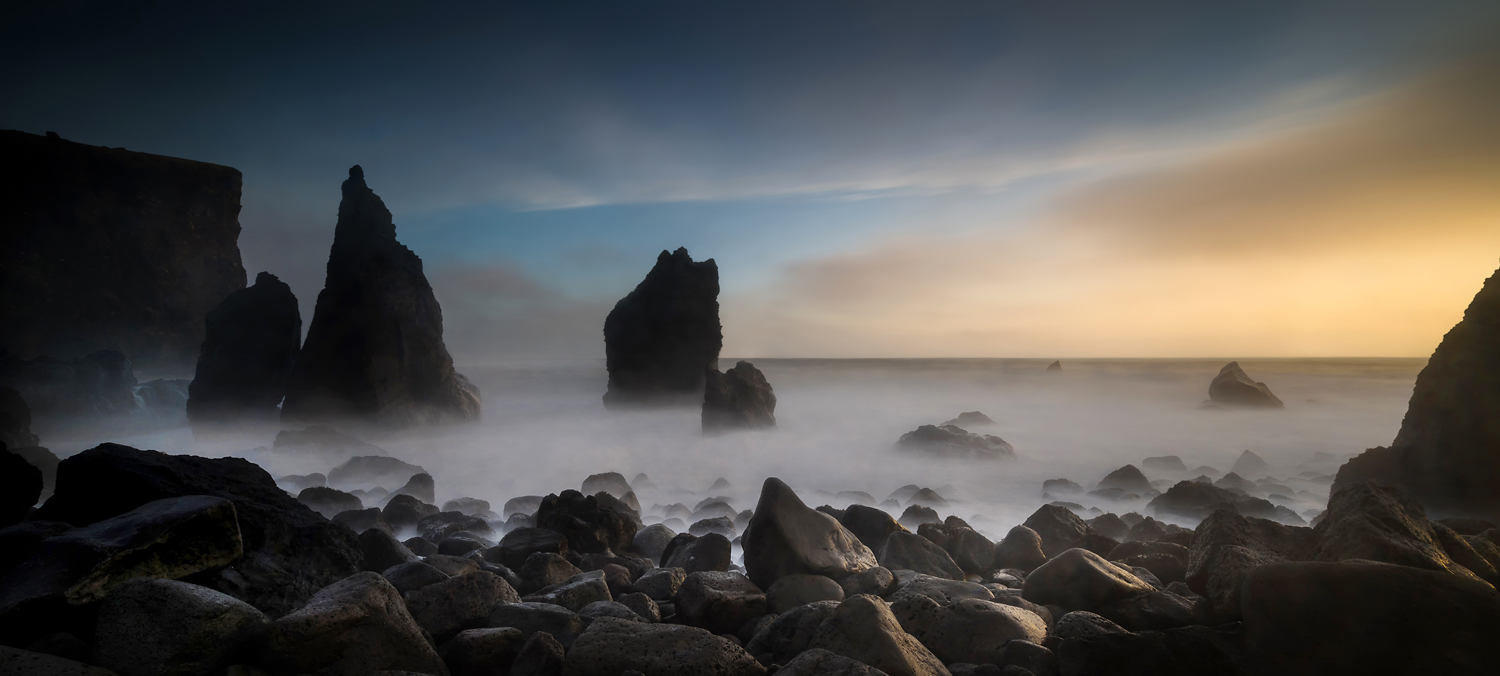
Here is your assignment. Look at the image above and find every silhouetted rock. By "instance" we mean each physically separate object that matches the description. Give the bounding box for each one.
[297,486,363,519]
[1307,479,1485,581]
[565,617,765,676]
[880,532,965,581]
[0,386,40,449]
[441,627,527,676]
[1142,455,1186,473]
[840,504,910,553]
[94,577,268,676]
[0,130,246,372]
[897,425,1015,460]
[602,247,722,408]
[0,350,138,420]
[1046,360,1062,372]
[1207,361,1283,408]
[389,473,436,505]
[1336,265,1500,520]
[257,571,446,676]
[11,445,58,504]
[1148,480,1301,524]
[702,360,777,433]
[535,490,638,554]
[742,478,878,589]
[1185,508,1314,622]
[1228,450,1272,477]
[941,411,994,427]
[993,526,1047,573]
[1,443,42,526]
[1097,465,1152,494]
[328,453,422,487]
[674,571,767,635]
[186,272,300,426]
[281,166,480,428]
[582,472,633,499]
[664,533,733,573]
[1023,548,1154,613]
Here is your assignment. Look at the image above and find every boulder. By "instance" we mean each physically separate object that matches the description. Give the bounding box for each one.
[336,507,388,534]
[1208,361,1283,408]
[384,494,441,532]
[1055,624,1248,676]
[616,592,660,622]
[1147,480,1295,523]
[418,511,491,543]
[327,452,424,487]
[443,497,494,518]
[601,247,722,408]
[941,411,994,428]
[493,528,570,571]
[523,570,612,612]
[689,516,736,538]
[427,554,481,577]
[257,571,448,676]
[1086,514,1129,541]
[702,360,777,433]
[890,595,1046,665]
[579,600,647,624]
[766,574,844,613]
[1052,610,1127,639]
[896,425,1015,461]
[898,505,940,529]
[439,627,526,676]
[1021,505,1090,558]
[504,496,545,519]
[580,472,633,499]
[945,529,997,575]
[1041,478,1083,499]
[487,603,586,647]
[509,631,566,676]
[673,571,767,635]
[1307,480,1482,581]
[744,600,840,664]
[518,553,585,595]
[992,526,1047,573]
[381,561,449,594]
[1122,516,1168,543]
[1229,450,1272,477]
[741,478,877,589]
[562,617,764,675]
[879,532,965,581]
[663,532,733,573]
[535,491,637,554]
[1241,561,1500,675]
[630,523,675,563]
[809,595,951,676]
[391,473,437,506]
[1109,541,1188,585]
[1021,549,1154,612]
[1184,508,1314,621]
[0,646,118,676]
[186,272,301,426]
[839,505,909,553]
[907,488,949,509]
[94,578,267,676]
[0,130,246,374]
[1142,456,1187,473]
[1096,465,1152,494]
[360,528,420,572]
[629,567,686,601]
[1,443,42,526]
[1434,523,1499,583]
[1093,589,1197,631]
[838,565,895,598]
[889,575,993,605]
[298,486,363,519]
[776,648,888,676]
[403,571,520,641]
[280,166,480,428]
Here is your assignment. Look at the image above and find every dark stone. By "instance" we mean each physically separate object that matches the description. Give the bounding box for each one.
[1096,465,1152,494]
[535,490,637,554]
[564,617,765,676]
[297,486,363,519]
[1208,361,1283,408]
[629,567,686,601]
[494,528,571,571]
[257,571,446,676]
[0,130,246,373]
[996,640,1055,676]
[30,443,362,616]
[404,571,520,641]
[664,532,733,573]
[897,424,1015,460]
[1185,508,1315,622]
[504,495,545,518]
[898,504,941,530]
[186,272,300,426]
[383,494,440,531]
[327,452,425,487]
[1123,516,1168,543]
[1147,480,1299,524]
[0,350,140,421]
[380,561,448,594]
[879,532,965,581]
[417,510,491,543]
[440,627,527,676]
[518,552,584,595]
[631,523,676,563]
[335,507,388,534]
[907,488,949,509]
[807,594,948,676]
[391,473,437,506]
[508,630,566,676]
[741,477,877,589]
[1,443,43,526]
[946,528,997,575]
[1021,549,1154,613]
[1041,478,1083,499]
[889,595,1047,665]
[689,516,736,538]
[1055,624,1249,676]
[93,577,268,676]
[359,528,419,572]
[916,522,953,550]
[0,386,40,449]
[1307,480,1485,581]
[941,411,995,427]
[673,571,767,635]
[1229,450,1272,477]
[581,472,633,498]
[890,574,994,605]
[602,247,722,408]
[776,648,886,676]
[487,602,586,648]
[521,570,612,612]
[745,599,839,665]
[837,565,895,598]
[280,166,480,428]
[617,592,661,622]
[993,526,1048,573]
[1093,589,1197,631]
[702,360,776,433]
[1142,456,1187,473]
[1086,514,1129,541]
[840,504,910,553]
[765,574,844,613]
[1022,504,1092,559]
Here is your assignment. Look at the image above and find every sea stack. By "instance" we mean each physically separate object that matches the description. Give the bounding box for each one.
[702,360,776,433]
[281,166,480,428]
[1336,263,1500,519]
[187,272,301,427]
[602,248,722,408]
[1208,361,1284,408]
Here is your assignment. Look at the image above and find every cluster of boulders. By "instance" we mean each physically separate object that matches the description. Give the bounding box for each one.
[898,411,1015,461]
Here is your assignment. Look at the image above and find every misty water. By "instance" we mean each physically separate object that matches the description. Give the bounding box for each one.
[46,358,1424,545]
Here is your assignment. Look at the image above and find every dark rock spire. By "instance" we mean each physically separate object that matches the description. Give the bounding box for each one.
[602,247,722,408]
[186,271,301,426]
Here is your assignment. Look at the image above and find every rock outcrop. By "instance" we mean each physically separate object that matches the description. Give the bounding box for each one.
[281,166,480,429]
[702,360,777,433]
[1207,361,1283,408]
[0,130,247,373]
[1335,264,1500,520]
[186,271,301,426]
[602,247,722,408]
[897,424,1015,460]
[741,478,877,589]
[0,349,138,420]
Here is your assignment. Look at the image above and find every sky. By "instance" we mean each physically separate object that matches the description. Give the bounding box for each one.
[4,0,1499,361]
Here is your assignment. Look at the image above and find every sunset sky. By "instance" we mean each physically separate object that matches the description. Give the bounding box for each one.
[5,1,1498,360]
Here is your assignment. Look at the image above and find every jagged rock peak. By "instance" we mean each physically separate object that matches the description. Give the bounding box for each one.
[1208,361,1284,408]
[187,271,301,427]
[602,247,722,408]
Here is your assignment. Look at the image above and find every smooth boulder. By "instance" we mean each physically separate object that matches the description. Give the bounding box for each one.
[809,595,951,676]
[1208,361,1283,408]
[94,577,268,676]
[258,572,448,676]
[879,532,964,581]
[702,360,777,433]
[742,478,877,589]
[890,595,1046,665]
[1021,548,1154,613]
[561,617,765,676]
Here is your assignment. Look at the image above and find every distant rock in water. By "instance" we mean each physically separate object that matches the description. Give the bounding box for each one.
[940,411,994,427]
[0,349,137,419]
[1142,455,1186,473]
[187,272,301,426]
[602,248,722,408]
[1046,360,1062,372]
[897,424,1015,460]
[702,361,776,433]
[1208,361,1284,408]
[1230,450,1273,477]
[1097,465,1152,494]
[1336,264,1500,519]
[281,166,480,428]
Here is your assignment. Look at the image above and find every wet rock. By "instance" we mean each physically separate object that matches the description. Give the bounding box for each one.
[663,532,733,573]
[0,646,117,676]
[487,603,586,647]
[1185,508,1314,622]
[1097,465,1152,494]
[674,571,767,635]
[630,523,675,563]
[1308,480,1482,580]
[281,166,479,428]
[1021,505,1092,559]
[1208,361,1283,408]
[94,578,267,676]
[509,631,565,676]
[602,248,722,408]
[439,627,526,676]
[879,532,965,581]
[1021,549,1154,613]
[1093,589,1196,631]
[298,486,363,519]
[1055,624,1248,676]
[258,572,447,676]
[186,272,300,426]
[993,526,1048,573]
[629,567,686,601]
[1142,456,1186,473]
[898,505,941,530]
[944,528,996,574]
[494,528,570,571]
[689,516,736,538]
[809,595,950,676]
[743,600,838,664]
[523,570,611,612]
[766,574,844,613]
[518,553,584,595]
[890,575,993,605]
[564,617,764,675]
[404,571,520,641]
[703,360,776,433]
[890,595,1046,665]
[535,490,637,554]
[381,561,449,594]
[776,648,887,676]
[897,425,1015,461]
[361,528,420,572]
[616,592,660,622]
[840,505,909,553]
[742,478,877,589]
[384,494,441,532]
[1,443,42,526]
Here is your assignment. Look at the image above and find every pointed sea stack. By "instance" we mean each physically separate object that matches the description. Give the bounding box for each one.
[1208,361,1284,408]
[187,272,301,427]
[602,248,722,408]
[702,360,776,433]
[1336,263,1500,519]
[1047,360,1062,372]
[281,167,480,428]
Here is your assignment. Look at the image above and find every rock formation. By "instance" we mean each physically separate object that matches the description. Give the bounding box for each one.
[281,166,480,428]
[1207,361,1284,408]
[0,130,246,373]
[1335,263,1500,519]
[702,361,777,433]
[0,349,138,419]
[1047,360,1062,372]
[896,424,1015,460]
[602,247,722,408]
[186,271,301,426]
[940,411,993,427]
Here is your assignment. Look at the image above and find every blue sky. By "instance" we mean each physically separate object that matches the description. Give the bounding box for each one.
[5,1,1498,359]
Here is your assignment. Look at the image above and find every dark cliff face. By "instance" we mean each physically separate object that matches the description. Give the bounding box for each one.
[1336,263,1500,519]
[603,247,722,408]
[0,130,246,375]
[187,271,302,426]
[281,166,480,428]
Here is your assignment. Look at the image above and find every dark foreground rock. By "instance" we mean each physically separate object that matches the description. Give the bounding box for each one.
[890,595,1047,665]
[1307,479,1485,581]
[535,490,637,554]
[1055,623,1248,676]
[281,166,480,429]
[809,595,950,676]
[1022,548,1155,613]
[32,443,362,616]
[186,272,301,426]
[702,360,777,433]
[742,477,877,589]
[1208,361,1283,408]
[1,443,43,526]
[258,571,447,676]
[94,577,268,676]
[602,247,722,408]
[897,425,1015,460]
[563,617,765,676]
[1185,508,1314,622]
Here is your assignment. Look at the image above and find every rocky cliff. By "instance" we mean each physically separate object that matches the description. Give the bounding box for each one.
[602,248,722,408]
[281,166,480,428]
[1336,262,1500,519]
[0,130,246,374]
[187,272,301,427]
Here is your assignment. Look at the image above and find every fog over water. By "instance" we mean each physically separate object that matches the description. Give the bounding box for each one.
[49,358,1424,543]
